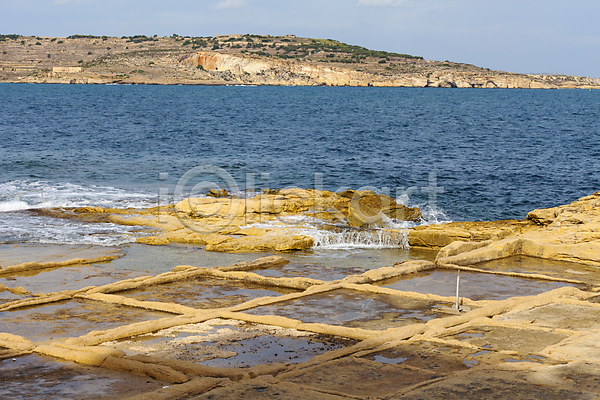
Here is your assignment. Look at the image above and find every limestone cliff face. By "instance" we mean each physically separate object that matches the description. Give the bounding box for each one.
[179,51,416,87]
[178,51,596,89]
[181,52,272,75]
[14,49,599,89]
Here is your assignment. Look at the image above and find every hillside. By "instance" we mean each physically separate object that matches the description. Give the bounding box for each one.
[1,33,599,88]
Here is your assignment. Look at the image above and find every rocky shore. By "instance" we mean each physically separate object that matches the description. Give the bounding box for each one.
[1,34,599,89]
[37,188,600,268]
[2,190,600,398]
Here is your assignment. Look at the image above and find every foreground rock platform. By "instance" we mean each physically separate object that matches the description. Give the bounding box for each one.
[2,246,600,398]
[3,191,600,398]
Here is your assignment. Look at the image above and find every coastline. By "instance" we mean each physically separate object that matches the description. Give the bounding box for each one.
[8,70,600,90]
[2,35,599,89]
[5,80,600,89]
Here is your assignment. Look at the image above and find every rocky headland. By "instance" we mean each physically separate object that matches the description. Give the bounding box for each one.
[1,33,599,89]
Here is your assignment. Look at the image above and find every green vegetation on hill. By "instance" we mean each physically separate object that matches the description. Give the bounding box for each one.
[121,35,158,43]
[174,33,422,65]
[294,39,422,60]
[0,34,19,41]
[50,33,423,65]
[67,34,101,39]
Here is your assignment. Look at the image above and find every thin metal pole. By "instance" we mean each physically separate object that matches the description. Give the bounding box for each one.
[455,270,461,311]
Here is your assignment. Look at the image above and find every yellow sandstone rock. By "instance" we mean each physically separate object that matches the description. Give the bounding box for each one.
[101,356,190,383]
[0,333,35,352]
[434,191,600,267]
[35,189,421,253]
[204,234,314,253]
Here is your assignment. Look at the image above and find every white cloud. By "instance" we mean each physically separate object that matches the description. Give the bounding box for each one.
[358,0,408,6]
[213,0,247,10]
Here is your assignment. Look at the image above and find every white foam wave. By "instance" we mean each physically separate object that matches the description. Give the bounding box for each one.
[248,215,410,250]
[308,228,409,250]
[0,200,31,212]
[395,194,451,226]
[0,180,156,246]
[0,180,155,211]
[244,193,453,250]
[417,204,451,225]
[0,211,151,246]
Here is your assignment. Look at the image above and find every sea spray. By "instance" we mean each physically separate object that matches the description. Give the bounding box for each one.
[0,180,155,210]
[309,228,409,250]
[0,180,155,246]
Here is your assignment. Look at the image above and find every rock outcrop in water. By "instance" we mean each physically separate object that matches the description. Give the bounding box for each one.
[130,188,421,252]
[36,188,600,266]
[420,191,600,268]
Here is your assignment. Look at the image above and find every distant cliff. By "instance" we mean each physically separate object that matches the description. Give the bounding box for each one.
[179,51,599,89]
[1,34,598,89]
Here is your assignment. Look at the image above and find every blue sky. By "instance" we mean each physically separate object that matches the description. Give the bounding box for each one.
[2,0,599,77]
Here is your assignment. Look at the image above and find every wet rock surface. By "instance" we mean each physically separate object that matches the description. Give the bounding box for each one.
[3,192,600,398]
[121,280,295,310]
[0,354,168,400]
[0,299,171,342]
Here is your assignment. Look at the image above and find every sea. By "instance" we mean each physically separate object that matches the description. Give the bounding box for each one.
[1,83,599,249]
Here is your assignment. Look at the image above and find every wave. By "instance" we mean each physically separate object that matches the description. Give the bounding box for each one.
[0,180,155,211]
[418,204,452,225]
[396,194,452,226]
[0,211,148,246]
[0,180,156,246]
[309,228,409,250]
[241,193,452,250]
[248,217,410,251]
[0,181,452,248]
[0,200,31,212]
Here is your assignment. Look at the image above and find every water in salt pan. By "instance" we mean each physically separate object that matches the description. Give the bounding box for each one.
[103,319,356,367]
[245,289,450,330]
[473,255,600,286]
[374,269,575,301]
[120,278,295,309]
[0,299,170,342]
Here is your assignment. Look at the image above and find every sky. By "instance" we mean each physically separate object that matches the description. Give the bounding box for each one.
[1,0,599,77]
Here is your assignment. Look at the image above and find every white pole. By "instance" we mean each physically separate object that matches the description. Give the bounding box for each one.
[455,270,461,311]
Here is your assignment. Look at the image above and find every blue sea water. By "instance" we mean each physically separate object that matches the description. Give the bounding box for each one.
[0,83,599,246]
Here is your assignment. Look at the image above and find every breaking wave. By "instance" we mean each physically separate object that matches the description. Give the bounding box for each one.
[0,180,155,246]
[0,180,155,211]
[246,194,450,250]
